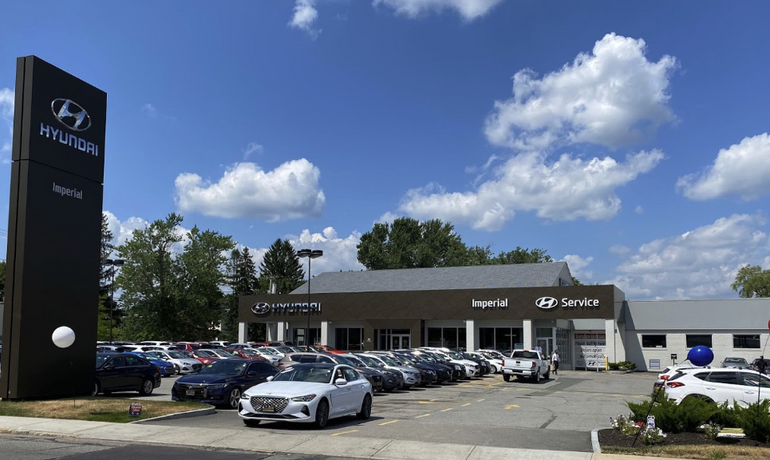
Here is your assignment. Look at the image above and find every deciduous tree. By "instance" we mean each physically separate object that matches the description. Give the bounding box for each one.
[731,265,770,298]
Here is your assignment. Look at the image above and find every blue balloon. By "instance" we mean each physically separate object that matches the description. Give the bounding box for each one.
[688,345,714,367]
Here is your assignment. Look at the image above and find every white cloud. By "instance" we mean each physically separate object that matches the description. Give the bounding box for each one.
[606,213,770,299]
[484,33,677,151]
[373,0,504,20]
[289,0,321,39]
[676,133,770,201]
[243,142,263,160]
[609,244,630,256]
[142,103,157,117]
[399,149,664,231]
[561,254,594,281]
[376,211,401,224]
[288,227,365,274]
[0,88,13,157]
[174,159,325,221]
[634,205,644,215]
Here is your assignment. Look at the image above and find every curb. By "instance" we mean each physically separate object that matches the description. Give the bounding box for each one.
[130,406,216,423]
[591,427,608,453]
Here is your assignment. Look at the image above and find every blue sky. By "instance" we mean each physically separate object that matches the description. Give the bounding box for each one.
[1,0,769,300]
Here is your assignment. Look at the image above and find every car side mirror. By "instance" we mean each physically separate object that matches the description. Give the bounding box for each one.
[267,376,274,381]
[104,364,114,370]
[247,371,257,377]
[335,378,347,386]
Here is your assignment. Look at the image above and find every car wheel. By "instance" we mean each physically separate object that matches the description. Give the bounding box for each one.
[174,364,181,375]
[357,394,372,420]
[314,399,329,428]
[227,387,241,409]
[544,369,550,380]
[139,379,154,396]
[534,371,540,384]
[243,419,261,427]
[91,382,100,397]
[503,374,510,382]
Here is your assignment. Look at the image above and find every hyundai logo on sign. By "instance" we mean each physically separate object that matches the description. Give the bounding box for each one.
[250,302,271,316]
[535,296,559,310]
[51,98,91,131]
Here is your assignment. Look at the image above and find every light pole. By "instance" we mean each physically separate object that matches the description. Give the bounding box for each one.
[105,258,125,343]
[297,249,322,349]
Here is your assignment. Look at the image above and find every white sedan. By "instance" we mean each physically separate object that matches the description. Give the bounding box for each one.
[238,363,373,428]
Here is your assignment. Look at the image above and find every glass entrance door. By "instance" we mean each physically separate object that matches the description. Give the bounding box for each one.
[536,338,553,358]
[391,334,410,350]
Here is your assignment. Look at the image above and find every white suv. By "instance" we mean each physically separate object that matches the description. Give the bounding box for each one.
[663,367,770,407]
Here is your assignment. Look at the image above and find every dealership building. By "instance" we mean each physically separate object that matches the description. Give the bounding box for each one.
[238,262,770,371]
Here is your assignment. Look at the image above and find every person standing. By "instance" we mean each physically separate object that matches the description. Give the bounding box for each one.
[759,356,768,375]
[552,349,560,375]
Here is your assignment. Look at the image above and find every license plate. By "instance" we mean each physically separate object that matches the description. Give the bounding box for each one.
[186,389,196,396]
[260,406,275,413]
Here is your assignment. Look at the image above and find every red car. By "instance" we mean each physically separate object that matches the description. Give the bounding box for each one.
[311,344,345,354]
[190,349,221,365]
[226,348,269,362]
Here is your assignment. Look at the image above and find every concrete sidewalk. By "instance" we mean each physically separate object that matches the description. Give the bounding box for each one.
[0,416,659,460]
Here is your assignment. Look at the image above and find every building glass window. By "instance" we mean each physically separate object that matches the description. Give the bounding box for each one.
[686,334,712,348]
[734,335,760,349]
[479,327,522,353]
[335,328,363,351]
[427,328,443,348]
[642,335,667,348]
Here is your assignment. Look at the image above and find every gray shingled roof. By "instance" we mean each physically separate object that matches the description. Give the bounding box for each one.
[289,262,572,294]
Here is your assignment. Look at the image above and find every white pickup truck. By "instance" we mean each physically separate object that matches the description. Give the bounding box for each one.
[501,349,550,383]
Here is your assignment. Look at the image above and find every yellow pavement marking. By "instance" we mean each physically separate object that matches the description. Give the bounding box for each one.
[379,420,399,426]
[441,408,453,412]
[461,403,471,407]
[418,399,438,404]
[332,430,359,436]
[477,398,485,402]
[415,414,430,418]
[505,404,519,410]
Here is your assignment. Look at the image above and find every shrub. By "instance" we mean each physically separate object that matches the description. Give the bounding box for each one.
[627,390,719,433]
[733,399,770,443]
[703,421,721,440]
[607,361,637,371]
[709,401,740,428]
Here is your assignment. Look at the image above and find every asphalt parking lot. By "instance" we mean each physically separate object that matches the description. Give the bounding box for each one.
[136,370,655,452]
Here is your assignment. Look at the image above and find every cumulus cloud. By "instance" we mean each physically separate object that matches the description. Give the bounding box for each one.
[606,213,770,299]
[561,254,594,281]
[676,133,770,201]
[289,0,321,38]
[373,0,504,20]
[399,149,664,230]
[174,159,325,221]
[282,227,365,274]
[485,33,677,151]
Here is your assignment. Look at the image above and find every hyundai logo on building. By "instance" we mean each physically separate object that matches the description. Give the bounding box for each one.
[51,99,91,132]
[535,296,559,310]
[251,302,271,316]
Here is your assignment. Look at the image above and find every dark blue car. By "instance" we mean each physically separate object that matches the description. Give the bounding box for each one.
[171,358,277,408]
[130,351,176,377]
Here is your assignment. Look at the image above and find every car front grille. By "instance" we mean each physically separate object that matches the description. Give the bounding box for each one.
[250,396,289,413]
[176,383,207,398]
[192,364,203,371]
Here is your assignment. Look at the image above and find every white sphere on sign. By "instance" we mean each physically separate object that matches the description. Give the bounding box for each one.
[52,326,76,348]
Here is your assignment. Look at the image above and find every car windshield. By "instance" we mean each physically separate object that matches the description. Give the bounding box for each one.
[95,355,109,367]
[356,355,382,367]
[448,351,465,360]
[513,351,539,359]
[379,355,400,366]
[167,351,189,359]
[274,366,333,383]
[724,358,747,364]
[197,350,216,357]
[199,360,247,375]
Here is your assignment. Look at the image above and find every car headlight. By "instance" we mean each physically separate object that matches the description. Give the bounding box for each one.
[291,394,317,402]
[427,370,435,374]
[207,384,227,389]
[454,365,462,370]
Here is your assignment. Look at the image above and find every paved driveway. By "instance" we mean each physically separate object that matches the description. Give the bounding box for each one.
[141,370,655,452]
